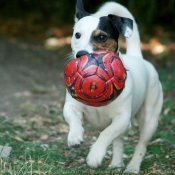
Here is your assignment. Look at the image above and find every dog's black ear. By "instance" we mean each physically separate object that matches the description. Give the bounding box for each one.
[76,0,89,20]
[108,14,133,38]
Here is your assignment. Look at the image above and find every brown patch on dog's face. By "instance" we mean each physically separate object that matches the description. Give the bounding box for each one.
[93,38,118,52]
[91,29,118,52]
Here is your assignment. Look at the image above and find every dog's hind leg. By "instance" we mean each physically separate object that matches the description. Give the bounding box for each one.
[108,136,125,170]
[125,82,163,174]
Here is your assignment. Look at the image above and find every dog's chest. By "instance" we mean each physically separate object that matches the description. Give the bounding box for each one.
[82,106,114,131]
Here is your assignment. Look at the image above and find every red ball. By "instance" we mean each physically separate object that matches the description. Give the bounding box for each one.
[64,50,127,106]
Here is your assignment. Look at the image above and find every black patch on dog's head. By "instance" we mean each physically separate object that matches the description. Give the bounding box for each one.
[98,16,120,42]
[90,15,133,52]
[90,16,119,52]
[108,14,133,38]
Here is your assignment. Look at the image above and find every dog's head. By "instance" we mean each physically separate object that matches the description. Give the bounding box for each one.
[71,0,133,58]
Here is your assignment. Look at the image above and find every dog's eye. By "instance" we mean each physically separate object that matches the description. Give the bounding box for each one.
[97,34,107,42]
[75,32,81,39]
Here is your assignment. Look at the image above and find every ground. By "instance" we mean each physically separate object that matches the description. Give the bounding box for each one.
[0,36,175,174]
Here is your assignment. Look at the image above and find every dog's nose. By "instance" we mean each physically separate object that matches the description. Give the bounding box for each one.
[76,50,89,58]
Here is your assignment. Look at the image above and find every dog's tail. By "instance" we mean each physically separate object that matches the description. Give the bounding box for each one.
[93,2,143,58]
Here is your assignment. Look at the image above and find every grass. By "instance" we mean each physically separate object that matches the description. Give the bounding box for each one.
[0,63,175,175]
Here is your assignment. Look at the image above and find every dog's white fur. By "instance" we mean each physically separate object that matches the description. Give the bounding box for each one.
[63,2,163,173]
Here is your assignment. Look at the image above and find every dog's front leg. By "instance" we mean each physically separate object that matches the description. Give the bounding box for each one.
[63,102,84,147]
[86,113,130,168]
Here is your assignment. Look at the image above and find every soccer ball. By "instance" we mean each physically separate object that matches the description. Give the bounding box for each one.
[64,50,127,106]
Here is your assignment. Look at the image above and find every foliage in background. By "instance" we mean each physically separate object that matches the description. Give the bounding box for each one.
[0,0,175,35]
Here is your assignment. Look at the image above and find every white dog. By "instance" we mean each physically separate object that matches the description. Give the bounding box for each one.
[63,0,163,173]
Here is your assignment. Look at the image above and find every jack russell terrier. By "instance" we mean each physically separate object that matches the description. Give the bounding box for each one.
[63,0,163,173]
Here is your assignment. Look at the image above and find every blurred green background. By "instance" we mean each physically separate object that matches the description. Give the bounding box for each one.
[0,0,175,39]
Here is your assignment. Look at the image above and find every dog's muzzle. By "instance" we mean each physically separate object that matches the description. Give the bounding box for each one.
[76,50,89,58]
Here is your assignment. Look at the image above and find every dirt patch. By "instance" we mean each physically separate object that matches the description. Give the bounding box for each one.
[0,37,71,116]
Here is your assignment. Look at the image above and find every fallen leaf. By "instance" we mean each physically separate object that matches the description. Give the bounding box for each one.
[145,155,154,159]
[15,137,24,142]
[56,123,69,133]
[149,138,164,145]
[40,134,49,140]
[164,107,170,115]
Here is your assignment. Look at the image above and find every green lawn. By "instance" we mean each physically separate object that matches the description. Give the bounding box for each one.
[0,63,175,175]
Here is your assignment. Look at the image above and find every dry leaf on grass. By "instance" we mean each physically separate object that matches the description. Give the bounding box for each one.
[40,134,49,140]
[15,137,24,142]
[55,123,69,133]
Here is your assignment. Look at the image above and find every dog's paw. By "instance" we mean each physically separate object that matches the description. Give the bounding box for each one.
[68,129,84,148]
[108,162,125,170]
[124,166,139,174]
[86,144,106,168]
